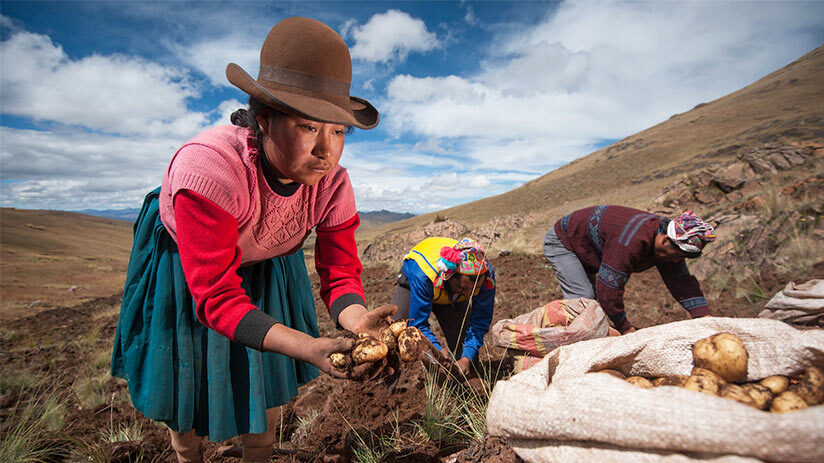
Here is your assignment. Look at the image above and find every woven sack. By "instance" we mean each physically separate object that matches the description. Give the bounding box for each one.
[491,298,610,359]
[487,317,824,462]
[758,279,824,325]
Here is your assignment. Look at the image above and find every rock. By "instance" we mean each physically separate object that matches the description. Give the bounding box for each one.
[765,153,792,170]
[694,190,715,204]
[726,191,744,202]
[741,151,777,175]
[712,162,756,192]
[498,249,511,257]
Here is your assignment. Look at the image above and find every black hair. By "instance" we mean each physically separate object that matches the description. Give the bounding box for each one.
[230,97,278,151]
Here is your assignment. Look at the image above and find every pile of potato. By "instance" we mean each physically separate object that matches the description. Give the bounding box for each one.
[602,332,824,413]
[328,319,425,378]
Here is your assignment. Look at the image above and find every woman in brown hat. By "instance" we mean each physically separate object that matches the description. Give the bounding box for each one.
[111,17,394,462]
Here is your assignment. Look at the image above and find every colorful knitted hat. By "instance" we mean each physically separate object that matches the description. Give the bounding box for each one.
[667,210,716,254]
[436,238,490,281]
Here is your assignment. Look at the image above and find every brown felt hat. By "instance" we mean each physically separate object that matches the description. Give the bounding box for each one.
[226,17,379,129]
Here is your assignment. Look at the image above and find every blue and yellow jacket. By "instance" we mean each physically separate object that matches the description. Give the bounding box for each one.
[402,237,495,362]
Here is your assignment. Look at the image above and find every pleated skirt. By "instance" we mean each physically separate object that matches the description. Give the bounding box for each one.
[111,188,319,441]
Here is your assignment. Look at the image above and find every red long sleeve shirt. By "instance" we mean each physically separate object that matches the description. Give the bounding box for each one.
[554,205,711,331]
[174,189,364,349]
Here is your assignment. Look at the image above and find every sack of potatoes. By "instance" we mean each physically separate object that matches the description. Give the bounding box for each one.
[616,331,824,413]
[328,319,425,379]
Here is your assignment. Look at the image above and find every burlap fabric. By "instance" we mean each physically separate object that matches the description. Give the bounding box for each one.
[487,317,824,462]
[758,279,824,326]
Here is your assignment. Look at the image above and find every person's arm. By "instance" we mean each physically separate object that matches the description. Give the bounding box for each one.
[460,272,496,364]
[595,243,633,333]
[174,190,365,378]
[656,261,711,318]
[405,262,440,348]
[314,214,365,327]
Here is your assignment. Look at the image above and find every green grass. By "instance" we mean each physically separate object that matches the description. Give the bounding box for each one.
[0,390,66,463]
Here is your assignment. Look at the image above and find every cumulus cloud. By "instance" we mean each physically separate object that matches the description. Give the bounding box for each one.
[169,35,260,88]
[0,30,208,137]
[349,10,438,63]
[381,0,824,180]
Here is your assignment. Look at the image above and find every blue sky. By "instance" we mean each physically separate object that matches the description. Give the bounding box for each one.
[2,1,823,213]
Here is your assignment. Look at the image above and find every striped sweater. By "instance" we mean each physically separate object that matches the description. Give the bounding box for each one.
[554,205,711,331]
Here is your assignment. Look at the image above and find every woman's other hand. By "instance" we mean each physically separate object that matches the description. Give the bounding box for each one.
[306,337,375,379]
[339,304,397,339]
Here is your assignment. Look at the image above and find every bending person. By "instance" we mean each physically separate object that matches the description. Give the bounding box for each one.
[543,206,715,333]
[391,237,495,375]
[111,17,393,463]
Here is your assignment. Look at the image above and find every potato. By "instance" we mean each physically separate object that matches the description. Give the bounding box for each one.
[597,369,627,380]
[397,326,424,362]
[388,319,408,338]
[770,390,808,413]
[759,375,789,395]
[329,352,352,371]
[721,384,759,408]
[692,332,749,383]
[684,368,726,396]
[742,383,773,410]
[626,376,654,388]
[791,366,824,405]
[380,327,397,351]
[351,336,389,364]
[653,375,688,387]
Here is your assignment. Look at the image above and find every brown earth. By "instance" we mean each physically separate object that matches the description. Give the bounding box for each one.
[2,253,821,462]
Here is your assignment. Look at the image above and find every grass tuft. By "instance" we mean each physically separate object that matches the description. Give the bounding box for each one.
[0,389,66,463]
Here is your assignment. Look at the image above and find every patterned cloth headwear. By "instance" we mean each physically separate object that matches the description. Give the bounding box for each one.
[667,210,716,254]
[435,237,490,282]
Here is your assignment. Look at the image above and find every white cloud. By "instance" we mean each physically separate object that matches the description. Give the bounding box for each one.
[380,0,824,183]
[349,10,438,63]
[470,175,491,189]
[169,35,260,88]
[0,30,208,137]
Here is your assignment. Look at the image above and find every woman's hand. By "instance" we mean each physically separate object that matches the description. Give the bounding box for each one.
[304,337,374,379]
[339,304,398,339]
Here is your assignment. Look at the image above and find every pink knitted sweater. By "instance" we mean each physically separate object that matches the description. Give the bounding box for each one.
[159,125,357,264]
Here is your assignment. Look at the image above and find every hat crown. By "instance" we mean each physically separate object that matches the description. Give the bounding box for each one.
[258,17,352,95]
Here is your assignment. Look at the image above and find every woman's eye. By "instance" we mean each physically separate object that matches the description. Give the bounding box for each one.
[334,129,346,136]
[300,124,317,132]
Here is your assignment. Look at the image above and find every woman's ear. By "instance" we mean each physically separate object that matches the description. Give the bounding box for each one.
[256,111,270,136]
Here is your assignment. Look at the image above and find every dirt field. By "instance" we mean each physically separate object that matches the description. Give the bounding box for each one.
[2,253,821,462]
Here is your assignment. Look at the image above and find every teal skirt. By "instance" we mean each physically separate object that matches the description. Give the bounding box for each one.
[111,188,319,442]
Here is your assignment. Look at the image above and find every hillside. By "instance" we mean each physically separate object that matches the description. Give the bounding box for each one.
[0,208,133,319]
[359,45,824,256]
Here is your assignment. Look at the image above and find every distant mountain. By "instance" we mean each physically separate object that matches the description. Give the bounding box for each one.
[75,208,140,223]
[359,210,416,225]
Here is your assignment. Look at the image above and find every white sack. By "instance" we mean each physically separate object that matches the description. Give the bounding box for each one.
[487,317,824,463]
[758,279,824,325]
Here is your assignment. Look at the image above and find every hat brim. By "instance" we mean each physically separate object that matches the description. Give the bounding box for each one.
[226,63,379,130]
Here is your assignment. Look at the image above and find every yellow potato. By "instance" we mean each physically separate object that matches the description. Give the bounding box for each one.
[684,368,726,396]
[398,326,424,362]
[721,384,759,408]
[388,319,408,338]
[351,337,388,364]
[626,376,654,388]
[380,327,397,351]
[770,390,808,413]
[329,352,351,370]
[742,383,773,410]
[692,332,749,383]
[791,366,824,405]
[759,375,789,395]
[652,375,688,387]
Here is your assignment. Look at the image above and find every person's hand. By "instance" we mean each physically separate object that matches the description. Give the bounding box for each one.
[304,337,372,379]
[622,326,637,334]
[349,304,398,339]
[455,357,471,376]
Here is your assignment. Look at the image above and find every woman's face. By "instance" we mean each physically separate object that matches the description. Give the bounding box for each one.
[258,112,346,186]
